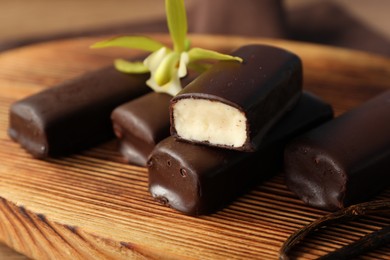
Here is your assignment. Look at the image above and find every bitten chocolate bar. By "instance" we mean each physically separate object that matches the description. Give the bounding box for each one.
[8,65,149,158]
[284,90,390,211]
[170,44,302,151]
[148,92,333,215]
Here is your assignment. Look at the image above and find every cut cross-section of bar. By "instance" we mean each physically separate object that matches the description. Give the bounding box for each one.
[173,98,247,148]
[170,44,303,151]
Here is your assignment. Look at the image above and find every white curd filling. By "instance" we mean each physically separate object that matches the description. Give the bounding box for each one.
[173,98,247,147]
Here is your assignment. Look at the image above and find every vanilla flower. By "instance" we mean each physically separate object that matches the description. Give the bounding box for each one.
[90,0,242,96]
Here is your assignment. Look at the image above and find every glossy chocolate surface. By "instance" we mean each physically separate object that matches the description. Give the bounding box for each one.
[111,75,196,166]
[111,92,172,166]
[170,44,303,151]
[149,92,333,215]
[8,65,149,158]
[284,90,390,211]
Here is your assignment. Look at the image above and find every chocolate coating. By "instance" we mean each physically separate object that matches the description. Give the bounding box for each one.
[149,92,333,215]
[111,92,172,166]
[8,65,149,158]
[284,90,390,211]
[170,44,303,151]
[110,75,196,166]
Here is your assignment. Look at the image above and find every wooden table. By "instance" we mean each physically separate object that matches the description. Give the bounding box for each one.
[0,34,389,259]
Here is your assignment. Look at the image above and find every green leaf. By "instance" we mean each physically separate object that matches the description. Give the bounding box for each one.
[114,59,149,74]
[187,62,212,73]
[188,47,243,63]
[184,38,191,51]
[90,36,165,52]
[154,52,180,86]
[166,0,187,52]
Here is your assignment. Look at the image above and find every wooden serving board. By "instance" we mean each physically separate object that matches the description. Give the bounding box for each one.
[0,34,389,260]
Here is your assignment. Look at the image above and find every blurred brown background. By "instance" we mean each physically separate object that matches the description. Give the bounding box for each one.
[0,0,389,258]
[1,0,390,55]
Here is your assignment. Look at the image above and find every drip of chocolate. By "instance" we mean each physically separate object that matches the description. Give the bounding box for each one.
[284,90,390,211]
[170,44,303,151]
[148,92,333,215]
[8,65,150,158]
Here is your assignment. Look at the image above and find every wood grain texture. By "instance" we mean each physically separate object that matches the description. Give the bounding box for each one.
[0,34,389,259]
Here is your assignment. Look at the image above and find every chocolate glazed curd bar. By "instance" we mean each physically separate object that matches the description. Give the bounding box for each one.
[111,93,172,166]
[170,44,303,151]
[284,90,390,211]
[8,65,149,158]
[148,92,333,216]
[111,75,196,166]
